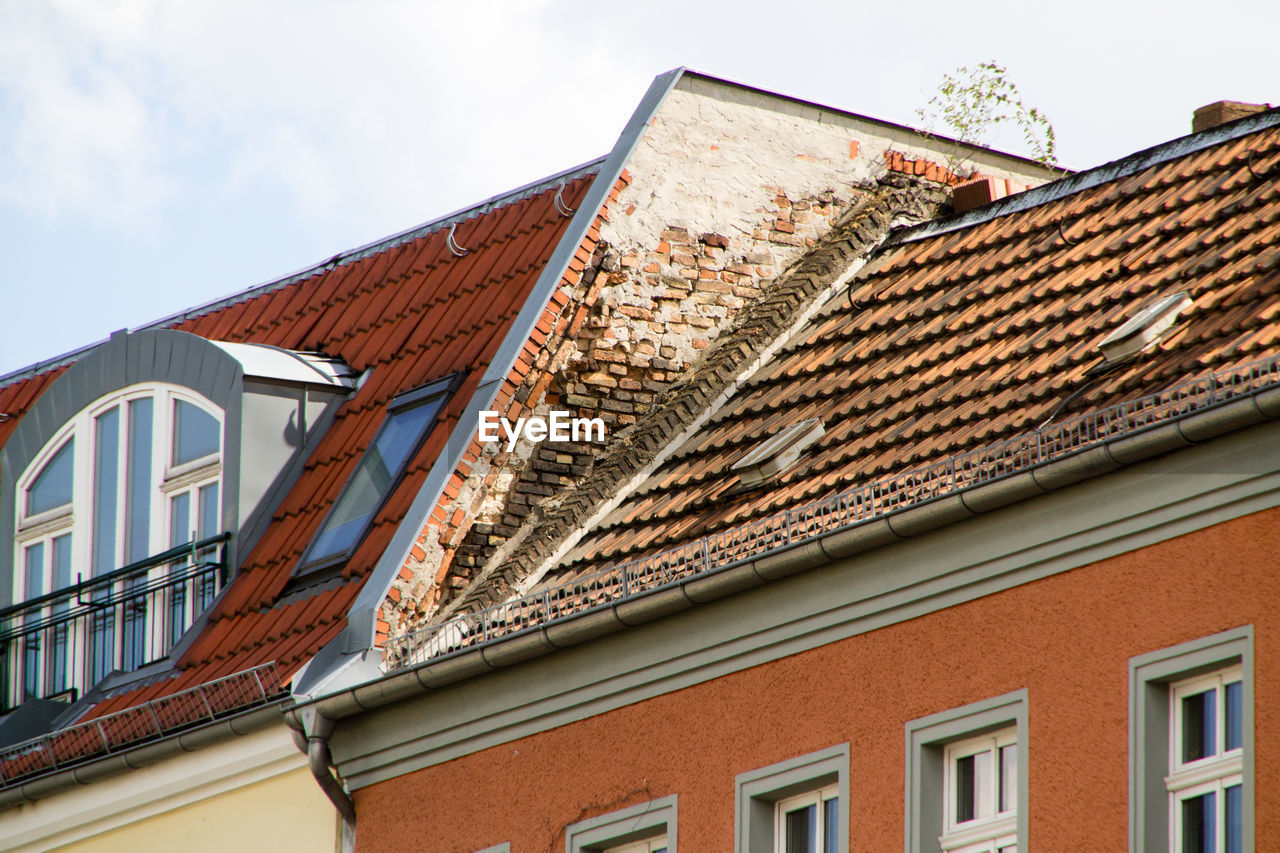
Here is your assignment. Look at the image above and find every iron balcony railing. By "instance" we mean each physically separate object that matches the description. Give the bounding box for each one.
[387,352,1280,669]
[0,661,283,788]
[0,533,231,712]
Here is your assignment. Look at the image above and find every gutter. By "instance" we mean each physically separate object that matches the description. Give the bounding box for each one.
[0,700,286,811]
[287,383,1280,724]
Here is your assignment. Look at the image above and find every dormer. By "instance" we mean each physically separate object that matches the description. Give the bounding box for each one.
[0,329,355,713]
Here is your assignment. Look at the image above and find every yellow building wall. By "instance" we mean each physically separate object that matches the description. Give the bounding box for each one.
[55,766,338,853]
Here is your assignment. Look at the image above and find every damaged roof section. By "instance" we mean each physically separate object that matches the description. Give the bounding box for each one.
[386,106,1280,668]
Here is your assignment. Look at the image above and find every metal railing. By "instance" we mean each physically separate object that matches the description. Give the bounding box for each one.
[387,352,1280,669]
[0,661,282,787]
[0,533,231,712]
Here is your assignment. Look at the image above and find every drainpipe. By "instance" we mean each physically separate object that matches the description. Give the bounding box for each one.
[289,706,356,826]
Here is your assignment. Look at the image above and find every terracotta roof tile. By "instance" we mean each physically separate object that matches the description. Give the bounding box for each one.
[1,169,600,720]
[547,122,1280,581]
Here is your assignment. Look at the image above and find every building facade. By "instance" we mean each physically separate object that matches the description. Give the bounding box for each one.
[297,101,1280,853]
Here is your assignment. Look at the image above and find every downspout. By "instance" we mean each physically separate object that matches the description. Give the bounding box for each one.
[288,707,356,826]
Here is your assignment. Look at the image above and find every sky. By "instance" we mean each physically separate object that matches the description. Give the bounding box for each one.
[1,0,1277,378]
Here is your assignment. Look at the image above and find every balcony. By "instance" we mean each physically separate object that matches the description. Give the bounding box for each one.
[0,533,230,711]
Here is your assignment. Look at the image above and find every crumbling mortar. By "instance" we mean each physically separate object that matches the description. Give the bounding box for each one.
[444,177,948,615]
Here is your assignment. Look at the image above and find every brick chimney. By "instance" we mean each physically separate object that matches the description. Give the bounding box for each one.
[1192,101,1271,133]
[951,176,1028,214]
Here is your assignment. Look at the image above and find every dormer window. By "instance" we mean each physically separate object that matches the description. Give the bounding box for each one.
[7,384,225,706]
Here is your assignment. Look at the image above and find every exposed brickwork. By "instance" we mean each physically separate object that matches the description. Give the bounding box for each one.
[378,167,903,640]
[441,174,951,618]
[376,175,628,643]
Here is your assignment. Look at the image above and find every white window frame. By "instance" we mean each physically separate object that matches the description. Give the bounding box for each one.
[773,783,838,852]
[735,743,848,853]
[1165,666,1244,852]
[905,690,1028,853]
[940,728,1017,853]
[9,383,224,704]
[1129,626,1253,853]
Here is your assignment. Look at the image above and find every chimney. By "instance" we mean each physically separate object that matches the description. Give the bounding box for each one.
[1192,100,1270,133]
[951,176,1027,214]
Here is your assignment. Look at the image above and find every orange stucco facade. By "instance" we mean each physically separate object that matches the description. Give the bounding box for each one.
[352,504,1280,852]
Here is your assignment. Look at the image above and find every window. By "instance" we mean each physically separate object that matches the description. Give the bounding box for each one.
[565,794,677,853]
[774,784,838,853]
[7,384,225,705]
[941,729,1017,853]
[735,744,848,853]
[1168,668,1243,852]
[299,376,456,573]
[1130,628,1253,853]
[905,690,1027,853]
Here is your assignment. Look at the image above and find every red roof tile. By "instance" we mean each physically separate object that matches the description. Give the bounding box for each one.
[545,120,1280,581]
[1,169,599,723]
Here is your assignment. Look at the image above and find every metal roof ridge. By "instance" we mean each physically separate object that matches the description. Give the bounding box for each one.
[884,107,1280,248]
[0,156,607,390]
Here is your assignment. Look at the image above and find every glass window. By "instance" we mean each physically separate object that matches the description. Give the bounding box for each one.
[302,380,452,570]
[11,385,225,708]
[775,785,838,853]
[1168,667,1244,853]
[905,692,1026,853]
[943,728,1017,853]
[172,399,220,465]
[26,439,74,516]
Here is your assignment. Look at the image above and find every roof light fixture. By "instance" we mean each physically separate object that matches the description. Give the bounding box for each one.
[731,417,825,489]
[1098,291,1192,363]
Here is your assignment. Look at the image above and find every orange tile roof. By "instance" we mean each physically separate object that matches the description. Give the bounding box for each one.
[0,165,601,722]
[546,116,1280,581]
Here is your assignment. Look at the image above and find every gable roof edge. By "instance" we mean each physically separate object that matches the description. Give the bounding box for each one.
[294,68,693,693]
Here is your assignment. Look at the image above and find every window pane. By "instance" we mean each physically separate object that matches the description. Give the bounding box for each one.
[170,492,192,545]
[52,534,72,592]
[956,754,976,823]
[999,743,1017,814]
[172,400,219,465]
[1225,784,1242,853]
[1181,792,1214,853]
[1182,689,1216,763]
[27,438,74,515]
[1225,681,1242,752]
[823,796,839,853]
[92,408,120,577]
[306,394,446,564]
[198,483,220,539]
[125,397,154,563]
[24,543,45,600]
[785,803,816,853]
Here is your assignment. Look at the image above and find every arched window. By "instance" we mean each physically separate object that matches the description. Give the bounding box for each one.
[10,384,225,704]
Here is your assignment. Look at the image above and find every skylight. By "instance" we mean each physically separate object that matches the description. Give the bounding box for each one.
[1098,292,1192,363]
[732,418,825,489]
[297,375,458,574]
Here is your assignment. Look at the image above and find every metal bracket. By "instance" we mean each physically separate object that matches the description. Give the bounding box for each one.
[447,223,469,257]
